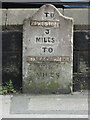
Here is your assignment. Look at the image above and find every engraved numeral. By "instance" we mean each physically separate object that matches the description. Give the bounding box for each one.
[45,29,50,34]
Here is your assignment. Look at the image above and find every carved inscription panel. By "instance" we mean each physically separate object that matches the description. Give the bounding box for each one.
[23,4,73,93]
[23,4,73,57]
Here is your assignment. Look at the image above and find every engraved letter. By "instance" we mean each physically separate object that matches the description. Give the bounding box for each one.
[42,47,47,52]
[44,12,49,17]
[48,48,53,53]
[50,12,54,18]
[36,37,40,42]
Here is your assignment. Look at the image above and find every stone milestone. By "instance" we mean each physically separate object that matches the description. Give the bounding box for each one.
[23,4,73,94]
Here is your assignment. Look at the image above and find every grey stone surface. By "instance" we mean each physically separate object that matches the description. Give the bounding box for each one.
[2,8,88,25]
[4,8,63,25]
[10,92,88,114]
[1,9,7,26]
[6,9,38,25]
[64,9,88,25]
[1,92,88,118]
[23,4,73,93]
[2,95,11,116]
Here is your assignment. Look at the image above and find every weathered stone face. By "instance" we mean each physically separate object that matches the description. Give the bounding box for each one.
[23,4,73,94]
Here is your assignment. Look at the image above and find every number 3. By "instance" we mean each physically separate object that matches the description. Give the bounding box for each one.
[45,29,50,34]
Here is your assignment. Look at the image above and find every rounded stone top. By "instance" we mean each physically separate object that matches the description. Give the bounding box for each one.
[30,4,73,22]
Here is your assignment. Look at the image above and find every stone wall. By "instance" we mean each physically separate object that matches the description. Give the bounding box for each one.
[2,8,90,92]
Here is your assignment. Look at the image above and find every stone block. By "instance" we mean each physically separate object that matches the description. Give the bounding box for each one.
[3,8,88,25]
[7,9,38,25]
[74,31,90,51]
[64,9,88,25]
[5,8,63,25]
[2,52,22,91]
[1,9,7,26]
[73,74,89,91]
[78,52,90,74]
[2,31,22,52]
[73,51,79,73]
[23,4,73,94]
